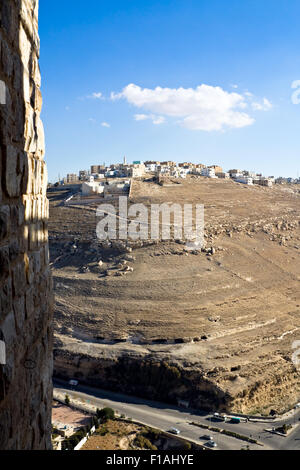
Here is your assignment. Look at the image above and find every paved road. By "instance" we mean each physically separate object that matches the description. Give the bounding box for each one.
[53,379,300,450]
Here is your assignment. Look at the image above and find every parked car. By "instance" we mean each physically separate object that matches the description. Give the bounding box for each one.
[167,427,180,435]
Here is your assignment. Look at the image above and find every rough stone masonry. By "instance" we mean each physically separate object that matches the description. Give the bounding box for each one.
[0,0,53,449]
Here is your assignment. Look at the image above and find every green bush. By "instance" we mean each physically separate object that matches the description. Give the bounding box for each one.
[61,429,86,450]
[96,407,115,422]
[92,416,98,427]
[144,428,161,441]
[182,441,192,450]
[99,426,108,436]
[135,434,157,450]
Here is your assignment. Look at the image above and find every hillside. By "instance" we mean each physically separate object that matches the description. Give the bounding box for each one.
[49,178,300,414]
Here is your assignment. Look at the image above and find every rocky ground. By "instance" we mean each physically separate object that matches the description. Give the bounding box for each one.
[81,419,191,451]
[48,178,300,415]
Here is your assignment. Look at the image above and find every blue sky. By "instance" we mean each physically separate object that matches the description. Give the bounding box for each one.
[39,0,300,182]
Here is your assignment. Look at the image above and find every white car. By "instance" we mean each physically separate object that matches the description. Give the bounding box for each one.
[168,427,181,435]
[68,379,78,386]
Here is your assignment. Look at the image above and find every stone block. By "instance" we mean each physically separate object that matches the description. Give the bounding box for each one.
[0,278,12,317]
[12,259,26,297]
[4,145,24,197]
[0,206,10,240]
[25,286,34,319]
[9,238,19,262]
[0,246,10,280]
[13,295,25,333]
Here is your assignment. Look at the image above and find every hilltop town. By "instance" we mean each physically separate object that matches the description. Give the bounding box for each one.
[56,159,300,189]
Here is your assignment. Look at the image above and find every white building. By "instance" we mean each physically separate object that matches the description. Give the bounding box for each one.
[235,176,253,185]
[145,163,157,172]
[259,178,273,187]
[201,167,216,178]
[178,168,189,178]
[81,182,104,196]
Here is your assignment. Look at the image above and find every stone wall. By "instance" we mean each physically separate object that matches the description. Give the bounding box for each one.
[0,0,53,449]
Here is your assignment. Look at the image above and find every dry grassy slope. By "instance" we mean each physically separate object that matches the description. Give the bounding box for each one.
[49,179,300,414]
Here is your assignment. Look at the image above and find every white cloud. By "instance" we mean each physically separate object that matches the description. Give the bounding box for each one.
[134,114,149,121]
[91,92,103,99]
[84,92,104,100]
[101,121,110,128]
[182,111,254,131]
[111,83,269,131]
[152,116,165,125]
[134,113,165,125]
[251,98,272,111]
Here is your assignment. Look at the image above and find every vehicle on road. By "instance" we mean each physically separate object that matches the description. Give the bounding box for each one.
[68,379,78,386]
[213,412,227,422]
[230,417,241,424]
[206,441,217,448]
[167,427,181,435]
[201,435,213,441]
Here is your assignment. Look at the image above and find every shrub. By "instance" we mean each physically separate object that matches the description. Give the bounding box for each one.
[92,416,98,427]
[182,441,192,450]
[61,429,86,450]
[97,407,115,422]
[135,434,157,450]
[96,424,108,436]
[145,428,161,441]
[278,424,292,434]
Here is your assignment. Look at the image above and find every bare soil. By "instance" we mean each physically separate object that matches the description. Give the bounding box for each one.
[49,178,300,414]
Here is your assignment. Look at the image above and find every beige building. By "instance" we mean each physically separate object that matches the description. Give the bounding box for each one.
[215,172,230,179]
[160,161,177,167]
[91,165,105,174]
[125,163,145,178]
[66,173,78,183]
[209,165,223,173]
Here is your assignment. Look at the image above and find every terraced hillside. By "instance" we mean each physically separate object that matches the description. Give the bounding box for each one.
[49,178,300,414]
